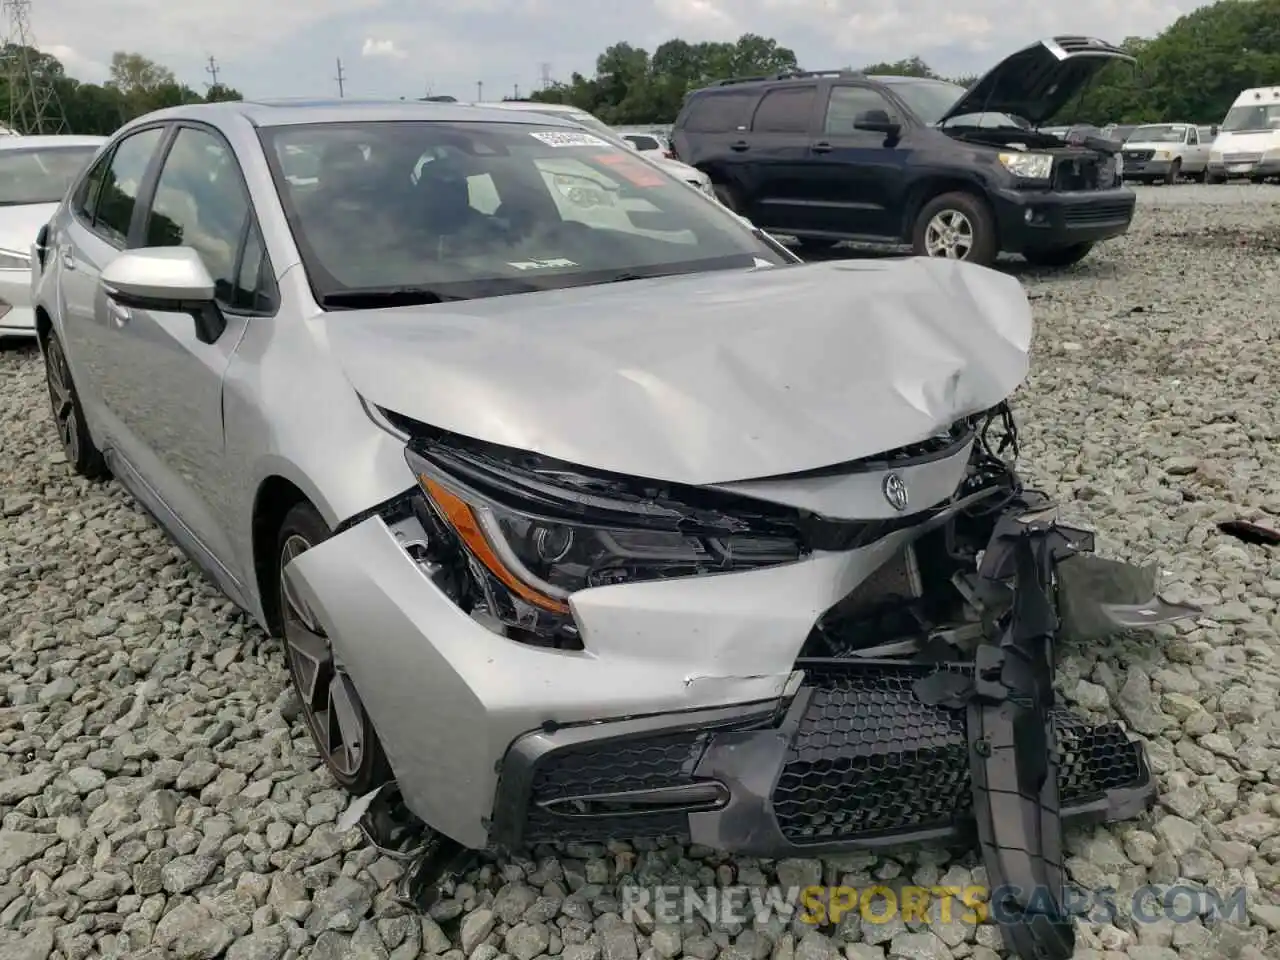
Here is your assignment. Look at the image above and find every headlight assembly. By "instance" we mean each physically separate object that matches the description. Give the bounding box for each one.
[403,440,806,642]
[997,152,1053,181]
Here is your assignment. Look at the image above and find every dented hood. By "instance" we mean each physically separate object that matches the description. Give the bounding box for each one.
[325,258,1033,486]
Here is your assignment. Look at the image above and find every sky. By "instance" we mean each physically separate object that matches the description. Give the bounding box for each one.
[34,0,1209,103]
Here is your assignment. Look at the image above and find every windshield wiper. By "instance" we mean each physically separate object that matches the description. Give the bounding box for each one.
[319,287,471,310]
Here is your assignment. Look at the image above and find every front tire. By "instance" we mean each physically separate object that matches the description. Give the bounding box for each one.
[912,192,997,266]
[1164,159,1181,185]
[42,330,108,480]
[1022,243,1095,268]
[276,501,392,796]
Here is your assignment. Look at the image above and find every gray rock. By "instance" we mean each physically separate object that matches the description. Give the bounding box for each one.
[505,922,552,960]
[226,926,289,960]
[154,902,235,959]
[162,854,219,894]
[0,831,56,874]
[460,908,496,956]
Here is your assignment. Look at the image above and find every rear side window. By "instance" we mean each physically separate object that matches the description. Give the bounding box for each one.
[625,134,662,150]
[72,151,112,224]
[752,86,816,134]
[679,92,755,133]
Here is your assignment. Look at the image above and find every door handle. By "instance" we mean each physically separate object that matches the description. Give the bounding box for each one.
[729,140,749,152]
[811,142,833,154]
[60,245,75,270]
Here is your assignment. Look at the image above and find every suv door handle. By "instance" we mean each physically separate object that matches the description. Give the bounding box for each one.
[729,140,749,152]
[60,245,75,270]
[811,142,833,154]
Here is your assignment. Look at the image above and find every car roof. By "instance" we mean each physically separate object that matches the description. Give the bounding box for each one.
[120,98,586,130]
[0,134,107,150]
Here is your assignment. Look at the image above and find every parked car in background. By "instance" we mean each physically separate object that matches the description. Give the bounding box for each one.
[618,131,673,159]
[1101,124,1138,143]
[1207,85,1280,183]
[478,101,716,197]
[0,134,106,339]
[1120,123,1210,183]
[1040,126,1069,140]
[671,36,1136,268]
[30,99,1189,960]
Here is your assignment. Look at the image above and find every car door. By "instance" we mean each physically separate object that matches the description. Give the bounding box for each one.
[731,85,818,231]
[57,125,168,432]
[1184,125,1207,170]
[95,122,275,585]
[803,85,911,238]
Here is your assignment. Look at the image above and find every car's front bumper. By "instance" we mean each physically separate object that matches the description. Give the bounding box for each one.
[285,508,1159,856]
[489,659,1154,856]
[0,268,35,338]
[1121,158,1174,179]
[990,187,1136,252]
[1208,158,1280,179]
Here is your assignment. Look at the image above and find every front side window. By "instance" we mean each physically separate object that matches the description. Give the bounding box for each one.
[143,126,252,304]
[824,87,898,134]
[259,120,789,305]
[95,127,165,245]
[0,145,101,206]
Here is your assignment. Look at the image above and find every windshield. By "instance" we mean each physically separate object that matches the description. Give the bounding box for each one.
[1130,124,1187,143]
[260,120,788,304]
[876,79,968,125]
[1220,103,1280,133]
[0,145,100,205]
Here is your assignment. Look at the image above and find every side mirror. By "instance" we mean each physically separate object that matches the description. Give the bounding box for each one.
[100,247,226,345]
[853,109,900,137]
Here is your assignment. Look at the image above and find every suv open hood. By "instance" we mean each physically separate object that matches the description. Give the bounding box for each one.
[325,259,1032,486]
[938,36,1135,127]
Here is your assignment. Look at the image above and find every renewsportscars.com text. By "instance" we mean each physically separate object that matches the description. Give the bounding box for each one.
[619,884,1249,927]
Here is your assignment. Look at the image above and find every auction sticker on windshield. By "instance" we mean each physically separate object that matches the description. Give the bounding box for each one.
[593,152,667,187]
[529,130,612,148]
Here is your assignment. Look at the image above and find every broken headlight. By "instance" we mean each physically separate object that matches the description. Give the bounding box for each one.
[403,439,806,640]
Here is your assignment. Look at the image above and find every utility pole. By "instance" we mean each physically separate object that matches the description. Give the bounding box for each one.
[539,63,552,90]
[476,80,483,102]
[334,58,346,98]
[205,55,220,88]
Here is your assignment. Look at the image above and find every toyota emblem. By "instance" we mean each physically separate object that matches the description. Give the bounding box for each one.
[882,473,909,512]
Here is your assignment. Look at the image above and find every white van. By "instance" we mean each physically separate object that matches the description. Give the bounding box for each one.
[1207,85,1280,183]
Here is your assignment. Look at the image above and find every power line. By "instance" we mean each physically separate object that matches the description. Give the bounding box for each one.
[334,57,346,98]
[205,55,220,88]
[2,0,67,133]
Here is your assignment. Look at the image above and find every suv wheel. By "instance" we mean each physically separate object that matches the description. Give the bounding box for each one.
[912,193,997,266]
[276,501,392,796]
[1022,243,1095,268]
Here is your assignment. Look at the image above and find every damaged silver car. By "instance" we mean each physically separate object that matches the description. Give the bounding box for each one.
[32,98,1196,960]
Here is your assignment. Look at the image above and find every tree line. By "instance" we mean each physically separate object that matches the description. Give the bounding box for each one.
[528,0,1280,127]
[1,47,242,136]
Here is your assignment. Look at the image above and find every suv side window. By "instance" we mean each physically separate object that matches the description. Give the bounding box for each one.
[93,127,165,245]
[1186,126,1198,144]
[680,91,754,133]
[143,126,253,307]
[824,86,899,135]
[751,86,816,134]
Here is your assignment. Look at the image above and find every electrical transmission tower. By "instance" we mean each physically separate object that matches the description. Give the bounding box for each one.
[2,0,68,133]
[539,62,552,90]
[205,55,220,88]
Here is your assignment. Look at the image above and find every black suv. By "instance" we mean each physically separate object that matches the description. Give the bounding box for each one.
[671,36,1138,268]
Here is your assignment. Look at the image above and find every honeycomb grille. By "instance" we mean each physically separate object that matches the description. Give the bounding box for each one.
[772,663,1149,845]
[523,731,709,843]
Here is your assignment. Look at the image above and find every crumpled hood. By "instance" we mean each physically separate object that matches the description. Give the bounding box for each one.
[325,258,1033,486]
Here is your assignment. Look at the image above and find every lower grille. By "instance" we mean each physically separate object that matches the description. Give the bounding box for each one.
[1223,152,1262,164]
[1063,201,1133,226]
[1052,156,1106,191]
[771,662,1149,845]
[1123,149,1154,162]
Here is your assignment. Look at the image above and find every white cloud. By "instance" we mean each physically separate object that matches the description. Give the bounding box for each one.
[362,38,407,60]
[42,44,108,82]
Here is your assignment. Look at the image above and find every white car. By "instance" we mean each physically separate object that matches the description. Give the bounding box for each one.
[0,135,107,339]
[619,132,671,159]
[476,101,716,198]
[1119,123,1210,184]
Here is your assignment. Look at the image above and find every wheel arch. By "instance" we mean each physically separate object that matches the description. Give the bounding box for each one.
[900,177,995,245]
[251,474,319,636]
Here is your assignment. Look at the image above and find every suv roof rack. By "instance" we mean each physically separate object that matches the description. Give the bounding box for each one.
[711,68,866,87]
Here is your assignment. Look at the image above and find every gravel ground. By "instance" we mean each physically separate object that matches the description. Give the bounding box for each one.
[2,183,1279,960]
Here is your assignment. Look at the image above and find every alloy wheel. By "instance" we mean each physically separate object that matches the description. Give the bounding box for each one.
[924,209,975,259]
[44,337,80,462]
[280,534,367,779]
